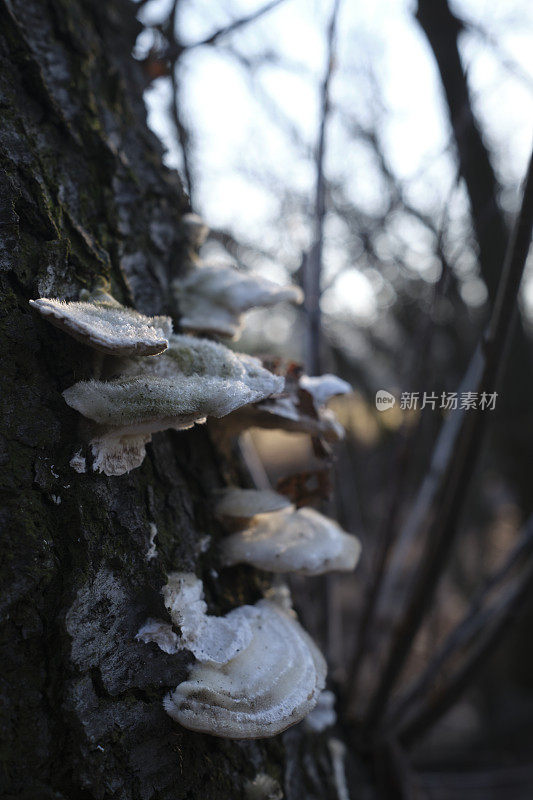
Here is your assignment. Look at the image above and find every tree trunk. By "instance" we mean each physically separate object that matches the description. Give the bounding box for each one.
[0,1,337,797]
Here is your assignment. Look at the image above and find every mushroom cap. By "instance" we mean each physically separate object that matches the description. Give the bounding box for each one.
[29,296,172,356]
[173,263,303,338]
[63,335,283,476]
[163,599,326,738]
[215,398,345,443]
[215,487,293,521]
[215,366,351,444]
[220,507,361,575]
[299,374,352,406]
[162,572,254,665]
[62,334,284,430]
[305,689,336,732]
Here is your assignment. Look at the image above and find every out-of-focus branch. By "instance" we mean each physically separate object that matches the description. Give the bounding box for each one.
[163,0,289,206]
[162,0,193,204]
[363,143,533,735]
[304,0,341,375]
[385,514,533,735]
[346,236,455,715]
[209,226,278,267]
[397,549,533,745]
[464,17,533,93]
[185,0,287,51]
[170,64,193,203]
[416,0,508,302]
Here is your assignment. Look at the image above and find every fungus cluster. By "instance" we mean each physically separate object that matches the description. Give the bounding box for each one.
[137,573,326,738]
[172,214,303,339]
[30,286,283,475]
[32,211,360,747]
[216,488,361,576]
[212,368,351,445]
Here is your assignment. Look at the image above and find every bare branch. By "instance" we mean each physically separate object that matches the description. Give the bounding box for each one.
[397,553,533,745]
[185,0,287,51]
[386,514,533,733]
[363,143,533,734]
[304,0,341,375]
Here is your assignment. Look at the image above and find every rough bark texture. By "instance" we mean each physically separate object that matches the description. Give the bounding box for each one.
[0,1,337,798]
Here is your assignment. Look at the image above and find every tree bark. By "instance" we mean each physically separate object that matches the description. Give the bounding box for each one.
[0,1,337,798]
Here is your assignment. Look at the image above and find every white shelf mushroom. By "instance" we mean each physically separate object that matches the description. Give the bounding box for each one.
[220,505,361,576]
[299,374,352,407]
[164,598,326,738]
[305,689,336,732]
[63,334,284,475]
[213,369,351,444]
[215,487,294,529]
[161,572,255,664]
[137,572,326,739]
[29,292,172,356]
[173,263,303,339]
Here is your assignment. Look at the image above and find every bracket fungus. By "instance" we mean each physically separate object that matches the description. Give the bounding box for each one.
[161,572,255,664]
[164,599,326,738]
[172,262,303,339]
[220,501,361,576]
[305,689,336,732]
[62,334,284,475]
[29,291,172,356]
[213,367,351,445]
[215,487,294,529]
[299,374,352,407]
[137,572,326,738]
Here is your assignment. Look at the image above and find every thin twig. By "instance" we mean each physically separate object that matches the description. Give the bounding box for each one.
[363,144,533,734]
[304,0,341,376]
[185,0,287,50]
[385,514,533,731]
[376,346,483,615]
[165,1,194,204]
[397,555,533,746]
[166,0,288,205]
[347,191,457,713]
[170,65,193,203]
[464,18,533,93]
